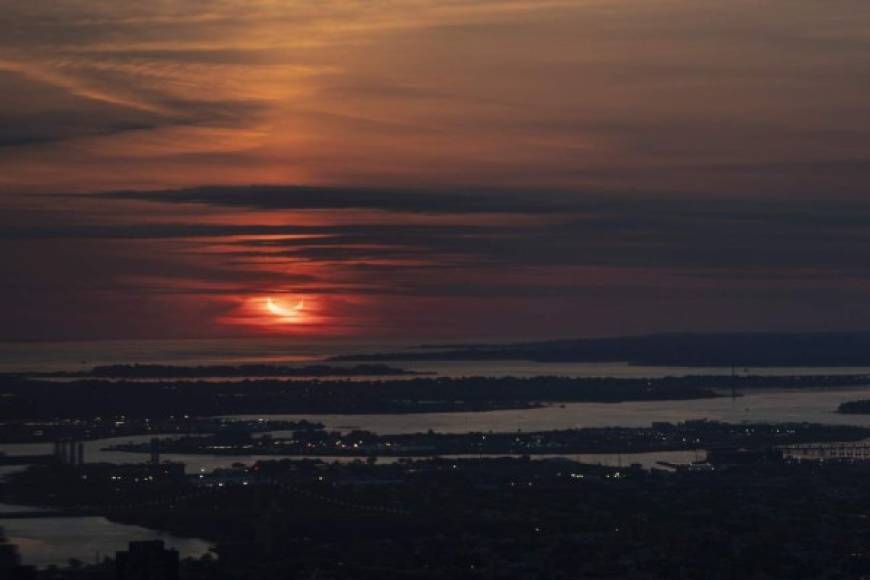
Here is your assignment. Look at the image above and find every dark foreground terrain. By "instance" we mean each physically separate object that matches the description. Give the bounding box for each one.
[6,457,870,579]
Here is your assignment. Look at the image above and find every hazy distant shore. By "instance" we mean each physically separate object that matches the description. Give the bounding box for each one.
[24,363,425,379]
[330,331,870,367]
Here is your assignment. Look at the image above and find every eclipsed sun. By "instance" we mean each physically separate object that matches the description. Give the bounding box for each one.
[264,297,305,322]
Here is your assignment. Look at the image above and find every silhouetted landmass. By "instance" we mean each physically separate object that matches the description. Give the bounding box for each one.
[3,374,870,422]
[331,331,870,366]
[838,399,870,414]
[34,363,423,378]
[12,458,870,578]
[0,416,323,443]
[0,375,724,420]
[108,420,870,456]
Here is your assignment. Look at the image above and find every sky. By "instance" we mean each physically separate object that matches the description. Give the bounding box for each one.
[2,1,870,341]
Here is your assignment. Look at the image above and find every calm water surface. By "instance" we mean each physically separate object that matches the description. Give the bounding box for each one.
[6,337,870,379]
[230,386,870,434]
[0,503,212,568]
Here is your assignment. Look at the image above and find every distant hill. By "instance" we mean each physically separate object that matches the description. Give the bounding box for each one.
[330,332,870,367]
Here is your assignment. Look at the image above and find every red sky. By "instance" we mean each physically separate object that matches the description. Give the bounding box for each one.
[3,1,870,341]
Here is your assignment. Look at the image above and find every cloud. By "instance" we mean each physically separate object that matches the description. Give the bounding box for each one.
[0,70,167,148]
[4,1,870,339]
[8,184,870,339]
[0,68,266,154]
[17,186,870,279]
[3,1,870,195]
[98,185,580,214]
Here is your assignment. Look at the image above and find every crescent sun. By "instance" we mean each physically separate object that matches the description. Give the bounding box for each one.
[266,297,304,317]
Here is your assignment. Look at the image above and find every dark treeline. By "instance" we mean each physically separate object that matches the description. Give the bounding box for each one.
[0,375,717,419]
[12,458,870,579]
[1,374,870,420]
[838,399,870,414]
[32,363,422,378]
[331,331,870,366]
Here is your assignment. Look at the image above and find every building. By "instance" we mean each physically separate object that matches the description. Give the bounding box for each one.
[115,540,179,580]
[0,534,36,580]
[54,439,85,466]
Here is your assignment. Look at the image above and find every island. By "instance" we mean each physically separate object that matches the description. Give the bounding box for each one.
[0,375,724,421]
[104,421,870,457]
[838,399,870,414]
[330,331,870,367]
[4,374,870,425]
[29,363,425,379]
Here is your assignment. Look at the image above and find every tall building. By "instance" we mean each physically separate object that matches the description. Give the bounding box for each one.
[115,540,179,580]
[53,439,86,466]
[0,530,36,580]
[149,437,160,465]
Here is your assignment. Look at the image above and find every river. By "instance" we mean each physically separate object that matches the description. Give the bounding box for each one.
[0,503,212,569]
[230,385,870,433]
